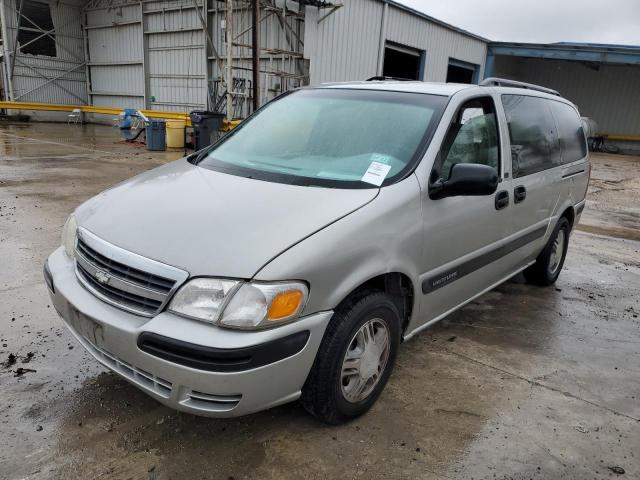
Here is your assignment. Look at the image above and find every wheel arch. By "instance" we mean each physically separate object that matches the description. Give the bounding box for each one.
[334,272,416,337]
[560,205,576,230]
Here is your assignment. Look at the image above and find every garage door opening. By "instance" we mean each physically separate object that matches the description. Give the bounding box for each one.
[382,43,423,80]
[447,59,479,84]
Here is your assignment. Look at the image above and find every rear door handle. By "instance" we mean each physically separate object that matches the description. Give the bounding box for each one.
[495,190,509,210]
[514,185,527,203]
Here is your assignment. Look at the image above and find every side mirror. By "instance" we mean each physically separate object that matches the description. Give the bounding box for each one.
[429,163,499,200]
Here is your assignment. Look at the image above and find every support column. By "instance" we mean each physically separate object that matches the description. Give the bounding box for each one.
[0,0,15,100]
[376,2,388,77]
[81,9,92,105]
[484,51,495,79]
[225,0,233,120]
[140,0,149,109]
[251,0,259,112]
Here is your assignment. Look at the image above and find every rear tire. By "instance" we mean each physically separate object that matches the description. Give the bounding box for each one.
[524,217,570,286]
[301,290,401,424]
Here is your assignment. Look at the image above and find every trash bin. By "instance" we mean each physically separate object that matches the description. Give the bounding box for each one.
[146,119,166,151]
[166,120,186,148]
[190,111,225,150]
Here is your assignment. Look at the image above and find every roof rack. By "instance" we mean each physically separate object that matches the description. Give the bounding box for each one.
[480,77,560,96]
[366,76,415,82]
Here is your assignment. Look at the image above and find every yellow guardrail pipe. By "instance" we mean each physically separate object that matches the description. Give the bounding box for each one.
[601,133,640,142]
[0,101,193,125]
[0,101,243,132]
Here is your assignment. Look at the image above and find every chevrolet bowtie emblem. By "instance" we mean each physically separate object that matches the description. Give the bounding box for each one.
[94,270,110,285]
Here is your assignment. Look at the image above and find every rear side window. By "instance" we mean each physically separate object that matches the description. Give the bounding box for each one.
[549,101,588,163]
[502,95,560,178]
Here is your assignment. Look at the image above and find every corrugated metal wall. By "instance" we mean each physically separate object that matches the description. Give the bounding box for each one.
[85,0,207,112]
[85,0,304,116]
[144,0,207,112]
[304,0,384,84]
[494,56,640,137]
[304,0,487,84]
[85,1,144,109]
[1,0,87,104]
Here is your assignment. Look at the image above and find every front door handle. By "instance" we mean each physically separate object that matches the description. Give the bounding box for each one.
[495,190,509,210]
[514,185,527,203]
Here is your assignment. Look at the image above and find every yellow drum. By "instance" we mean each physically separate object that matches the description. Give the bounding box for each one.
[166,120,186,148]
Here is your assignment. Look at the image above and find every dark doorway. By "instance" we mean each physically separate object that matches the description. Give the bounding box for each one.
[18,0,57,57]
[446,59,479,84]
[383,44,422,80]
[447,64,474,83]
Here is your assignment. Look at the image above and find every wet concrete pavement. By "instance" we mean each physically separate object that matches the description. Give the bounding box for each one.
[1,122,638,479]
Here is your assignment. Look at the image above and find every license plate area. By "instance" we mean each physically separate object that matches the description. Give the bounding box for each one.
[68,307,105,348]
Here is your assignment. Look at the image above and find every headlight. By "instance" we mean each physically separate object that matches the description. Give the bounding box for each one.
[61,213,77,258]
[168,278,239,322]
[168,279,308,330]
[220,282,308,329]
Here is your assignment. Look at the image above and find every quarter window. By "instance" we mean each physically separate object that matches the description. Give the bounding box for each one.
[549,101,588,163]
[502,95,561,178]
[437,97,500,181]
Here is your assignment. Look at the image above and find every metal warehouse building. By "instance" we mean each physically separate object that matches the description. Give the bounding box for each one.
[0,0,486,119]
[488,42,640,153]
[0,0,638,153]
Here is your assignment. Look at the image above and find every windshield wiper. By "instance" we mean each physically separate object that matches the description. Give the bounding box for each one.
[191,147,213,165]
[250,160,302,171]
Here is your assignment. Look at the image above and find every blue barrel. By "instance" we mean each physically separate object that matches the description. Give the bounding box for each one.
[119,108,139,129]
[146,119,166,151]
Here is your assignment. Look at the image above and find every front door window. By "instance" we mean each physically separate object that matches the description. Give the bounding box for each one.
[435,97,500,181]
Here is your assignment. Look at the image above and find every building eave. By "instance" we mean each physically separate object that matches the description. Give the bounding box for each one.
[382,0,490,43]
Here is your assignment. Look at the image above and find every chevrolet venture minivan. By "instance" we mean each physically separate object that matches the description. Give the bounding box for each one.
[45,78,590,424]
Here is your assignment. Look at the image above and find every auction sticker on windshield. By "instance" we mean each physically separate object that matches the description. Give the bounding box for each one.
[361,161,392,186]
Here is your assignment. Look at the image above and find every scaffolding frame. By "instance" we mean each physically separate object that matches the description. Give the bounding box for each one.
[210,0,337,118]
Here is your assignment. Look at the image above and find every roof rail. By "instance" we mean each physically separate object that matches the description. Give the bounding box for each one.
[480,77,560,96]
[366,76,415,82]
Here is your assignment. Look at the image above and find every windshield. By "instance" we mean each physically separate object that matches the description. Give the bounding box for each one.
[198,88,447,188]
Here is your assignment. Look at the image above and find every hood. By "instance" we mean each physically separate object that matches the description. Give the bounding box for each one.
[76,159,378,278]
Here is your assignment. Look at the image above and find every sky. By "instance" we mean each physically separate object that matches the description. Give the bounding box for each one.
[398,0,640,46]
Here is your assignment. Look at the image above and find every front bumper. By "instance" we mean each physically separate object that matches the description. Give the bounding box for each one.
[45,247,332,417]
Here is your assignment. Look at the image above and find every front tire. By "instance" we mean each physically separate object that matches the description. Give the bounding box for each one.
[524,217,570,286]
[301,290,401,424]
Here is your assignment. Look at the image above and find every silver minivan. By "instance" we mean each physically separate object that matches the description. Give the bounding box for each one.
[45,78,590,424]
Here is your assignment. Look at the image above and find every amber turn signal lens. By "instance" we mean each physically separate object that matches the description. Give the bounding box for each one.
[267,290,304,320]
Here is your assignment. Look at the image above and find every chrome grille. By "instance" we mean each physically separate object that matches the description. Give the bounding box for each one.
[77,240,175,292]
[74,228,188,317]
[76,263,164,313]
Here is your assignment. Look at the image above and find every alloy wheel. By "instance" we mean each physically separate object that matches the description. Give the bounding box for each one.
[340,318,391,403]
[548,229,566,275]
